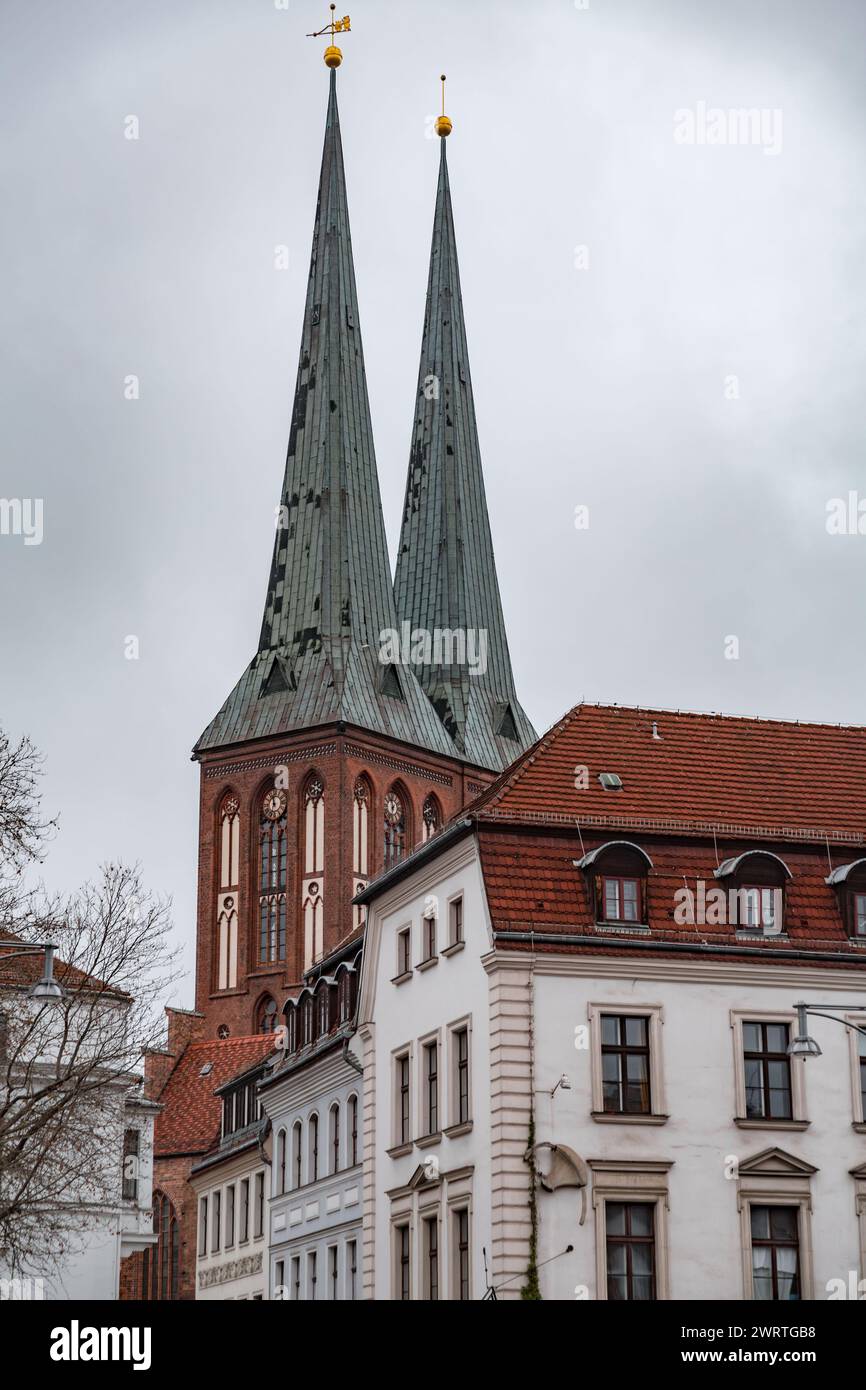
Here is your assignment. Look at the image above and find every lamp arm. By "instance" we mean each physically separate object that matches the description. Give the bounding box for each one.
[802,1007,866,1041]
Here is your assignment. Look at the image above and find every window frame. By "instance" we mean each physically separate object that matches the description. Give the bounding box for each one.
[588,1003,667,1124]
[589,1160,672,1301]
[730,1011,808,1130]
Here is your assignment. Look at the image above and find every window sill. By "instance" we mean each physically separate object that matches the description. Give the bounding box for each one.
[733,932,790,942]
[591,1111,669,1126]
[443,1121,473,1139]
[733,1117,810,1131]
[594,922,651,935]
[387,1142,414,1159]
[416,957,438,973]
[415,1133,441,1150]
[442,941,465,958]
[391,971,413,987]
[853,1122,866,1133]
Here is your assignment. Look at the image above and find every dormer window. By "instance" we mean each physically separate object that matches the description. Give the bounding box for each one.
[575,842,653,928]
[826,859,866,939]
[715,852,791,936]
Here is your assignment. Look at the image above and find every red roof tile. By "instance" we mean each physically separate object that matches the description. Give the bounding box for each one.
[468,704,866,845]
[154,1035,275,1157]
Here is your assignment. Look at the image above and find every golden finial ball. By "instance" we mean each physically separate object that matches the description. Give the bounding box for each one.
[324,44,343,68]
[436,115,453,137]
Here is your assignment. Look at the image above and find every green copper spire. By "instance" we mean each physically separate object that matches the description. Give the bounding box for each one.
[197,72,453,757]
[394,135,536,771]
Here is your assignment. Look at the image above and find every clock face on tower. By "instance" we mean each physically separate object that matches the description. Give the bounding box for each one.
[263,789,287,821]
[384,792,402,824]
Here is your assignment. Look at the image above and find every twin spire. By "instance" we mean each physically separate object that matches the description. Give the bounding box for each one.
[196,50,535,772]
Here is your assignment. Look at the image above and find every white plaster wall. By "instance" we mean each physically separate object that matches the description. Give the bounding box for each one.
[531,966,866,1302]
[368,840,494,1299]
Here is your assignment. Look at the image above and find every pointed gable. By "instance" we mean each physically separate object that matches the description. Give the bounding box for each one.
[394,136,536,772]
[196,72,453,759]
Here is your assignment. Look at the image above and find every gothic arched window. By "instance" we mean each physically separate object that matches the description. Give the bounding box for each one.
[142,1191,180,1301]
[383,786,407,869]
[302,776,325,972]
[216,794,240,991]
[422,794,442,844]
[258,787,288,964]
[256,995,278,1035]
[352,777,371,930]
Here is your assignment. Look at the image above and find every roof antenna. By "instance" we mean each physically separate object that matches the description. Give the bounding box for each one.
[436,74,453,138]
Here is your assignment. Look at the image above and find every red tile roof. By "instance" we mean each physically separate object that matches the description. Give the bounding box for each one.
[468,704,866,845]
[154,1035,275,1158]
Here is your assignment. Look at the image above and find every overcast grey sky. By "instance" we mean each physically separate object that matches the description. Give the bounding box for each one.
[2,0,866,992]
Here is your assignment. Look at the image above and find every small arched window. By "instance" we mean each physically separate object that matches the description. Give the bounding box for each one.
[317,983,332,1037]
[715,852,791,936]
[309,1113,319,1183]
[330,1103,340,1175]
[301,995,315,1047]
[384,786,408,868]
[256,995,278,1035]
[348,1093,359,1168]
[422,795,442,843]
[142,1191,180,1301]
[277,1129,287,1195]
[827,858,866,939]
[292,1121,303,1189]
[259,787,288,964]
[353,777,372,930]
[286,1004,298,1054]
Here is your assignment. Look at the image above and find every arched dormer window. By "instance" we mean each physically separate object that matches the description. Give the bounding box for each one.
[384,785,408,868]
[259,786,288,964]
[302,775,325,971]
[338,966,354,1024]
[286,1002,298,1054]
[216,794,240,991]
[316,980,333,1038]
[422,795,442,843]
[142,1191,179,1301]
[256,995,278,1034]
[353,777,372,929]
[827,859,866,939]
[715,851,791,936]
[301,994,315,1047]
[577,842,653,926]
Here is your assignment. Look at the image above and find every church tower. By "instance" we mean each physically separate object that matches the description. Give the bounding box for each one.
[395,80,536,770]
[191,45,533,1039]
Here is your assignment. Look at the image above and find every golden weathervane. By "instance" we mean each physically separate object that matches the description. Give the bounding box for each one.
[307,4,352,69]
[436,74,452,138]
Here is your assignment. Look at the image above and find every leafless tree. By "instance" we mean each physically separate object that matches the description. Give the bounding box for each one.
[0,727,181,1278]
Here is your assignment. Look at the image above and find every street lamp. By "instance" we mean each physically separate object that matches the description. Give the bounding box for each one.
[0,941,64,1002]
[788,1001,866,1059]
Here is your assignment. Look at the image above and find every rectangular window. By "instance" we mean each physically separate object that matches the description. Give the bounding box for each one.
[397,927,411,977]
[601,1014,651,1114]
[449,896,464,946]
[397,1052,411,1144]
[855,893,866,938]
[606,1202,655,1300]
[860,1034,866,1117]
[424,915,437,960]
[347,1239,357,1301]
[122,1127,139,1201]
[455,1208,470,1301]
[239,1178,250,1243]
[743,1022,792,1120]
[602,876,641,923]
[349,1095,358,1167]
[397,1225,411,1301]
[198,1197,208,1257]
[225,1184,235,1247]
[291,1255,301,1302]
[424,1216,439,1301]
[212,1190,222,1254]
[254,1172,264,1239]
[424,1041,439,1135]
[308,1250,317,1302]
[454,1027,470,1125]
[329,1245,338,1300]
[741,886,779,933]
[750,1206,800,1300]
[274,1259,285,1300]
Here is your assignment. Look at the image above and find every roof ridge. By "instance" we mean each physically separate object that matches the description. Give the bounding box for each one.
[465,703,584,814]
[576,701,866,734]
